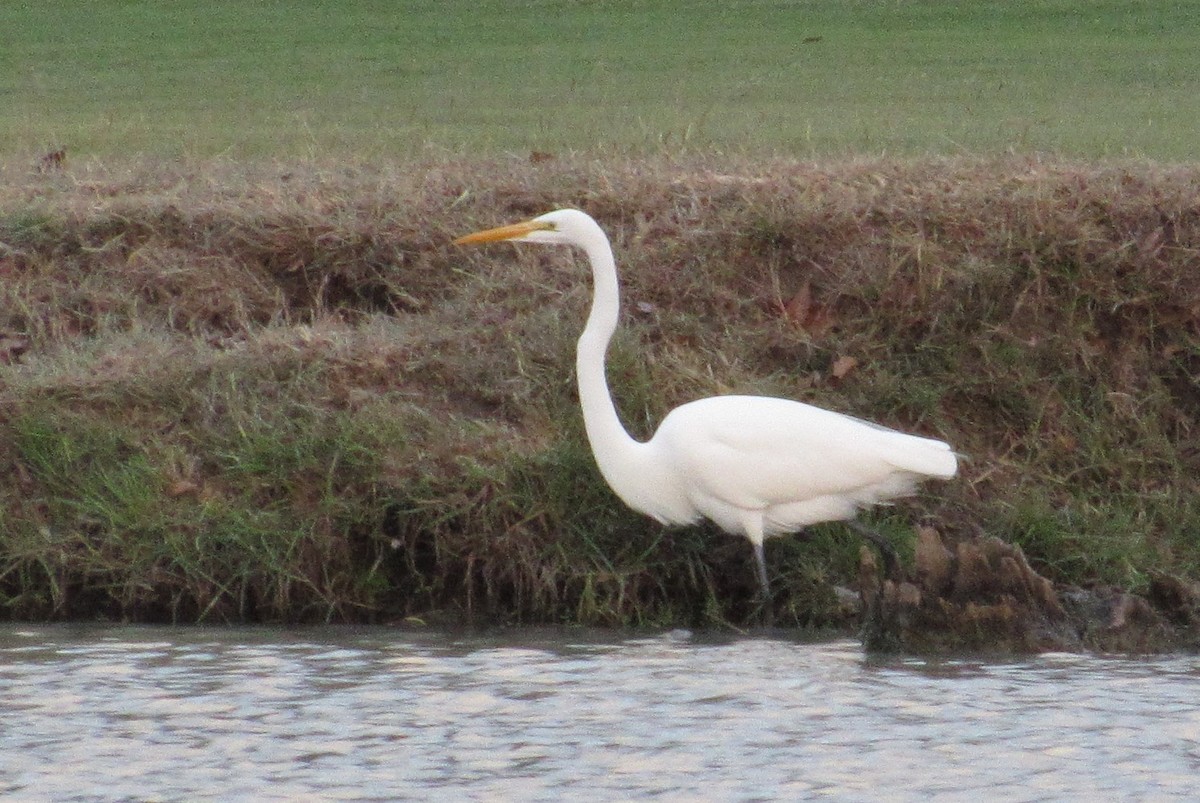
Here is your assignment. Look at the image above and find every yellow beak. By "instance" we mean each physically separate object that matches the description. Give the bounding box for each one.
[453,219,553,245]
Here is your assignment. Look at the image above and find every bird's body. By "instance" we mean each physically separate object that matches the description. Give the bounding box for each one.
[455,208,957,603]
[629,394,957,537]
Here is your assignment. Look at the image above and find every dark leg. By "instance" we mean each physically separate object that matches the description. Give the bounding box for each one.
[848,520,901,579]
[752,540,774,627]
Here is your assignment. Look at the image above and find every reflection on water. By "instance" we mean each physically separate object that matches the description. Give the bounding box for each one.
[1,625,1197,801]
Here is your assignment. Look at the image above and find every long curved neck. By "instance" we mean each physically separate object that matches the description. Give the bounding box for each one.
[573,227,648,492]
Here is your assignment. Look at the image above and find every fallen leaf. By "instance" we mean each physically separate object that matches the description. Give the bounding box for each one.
[783,282,813,324]
[167,480,200,498]
[830,354,859,380]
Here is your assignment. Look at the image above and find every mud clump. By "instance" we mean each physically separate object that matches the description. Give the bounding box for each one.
[861,528,1197,653]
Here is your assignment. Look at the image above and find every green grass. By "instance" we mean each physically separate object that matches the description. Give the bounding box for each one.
[1,156,1197,638]
[3,1,1197,160]
[2,2,1197,644]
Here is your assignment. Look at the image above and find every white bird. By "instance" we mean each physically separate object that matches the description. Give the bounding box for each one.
[455,209,957,607]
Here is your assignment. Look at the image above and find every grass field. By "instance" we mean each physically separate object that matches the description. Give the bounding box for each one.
[3,0,1198,160]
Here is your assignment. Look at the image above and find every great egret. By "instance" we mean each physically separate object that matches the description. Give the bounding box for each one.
[455,208,957,605]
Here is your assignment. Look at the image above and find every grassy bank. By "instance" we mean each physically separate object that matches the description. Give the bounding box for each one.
[4,0,1198,160]
[1,154,1197,631]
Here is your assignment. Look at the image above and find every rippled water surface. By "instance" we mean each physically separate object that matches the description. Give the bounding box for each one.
[2,624,1198,801]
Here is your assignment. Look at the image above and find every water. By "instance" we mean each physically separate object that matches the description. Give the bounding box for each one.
[1,625,1197,801]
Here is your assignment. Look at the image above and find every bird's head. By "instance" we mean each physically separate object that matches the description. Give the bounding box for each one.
[454,208,599,248]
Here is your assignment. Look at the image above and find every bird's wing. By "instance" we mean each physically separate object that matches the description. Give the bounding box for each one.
[654,395,954,511]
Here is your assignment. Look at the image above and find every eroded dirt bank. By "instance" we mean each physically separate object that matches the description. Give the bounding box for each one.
[1,155,1197,650]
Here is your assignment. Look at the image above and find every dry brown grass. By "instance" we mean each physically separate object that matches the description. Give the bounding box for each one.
[1,154,1197,633]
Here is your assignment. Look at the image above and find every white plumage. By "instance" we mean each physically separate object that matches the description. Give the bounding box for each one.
[456,208,957,601]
